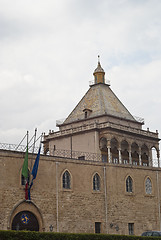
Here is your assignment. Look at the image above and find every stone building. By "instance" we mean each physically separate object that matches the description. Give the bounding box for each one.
[0,60,160,235]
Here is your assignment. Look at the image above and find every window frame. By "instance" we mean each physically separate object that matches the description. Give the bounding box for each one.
[126,176,133,193]
[95,222,101,233]
[62,170,71,190]
[93,173,101,191]
[128,223,134,235]
[145,177,152,195]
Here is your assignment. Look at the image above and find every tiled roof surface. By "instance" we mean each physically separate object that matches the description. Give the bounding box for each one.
[63,83,136,124]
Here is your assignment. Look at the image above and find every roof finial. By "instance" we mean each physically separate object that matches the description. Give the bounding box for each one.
[98,55,100,64]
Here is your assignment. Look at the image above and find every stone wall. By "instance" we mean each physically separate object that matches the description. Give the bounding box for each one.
[0,149,161,235]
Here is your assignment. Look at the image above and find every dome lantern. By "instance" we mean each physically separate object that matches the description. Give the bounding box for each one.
[93,55,105,84]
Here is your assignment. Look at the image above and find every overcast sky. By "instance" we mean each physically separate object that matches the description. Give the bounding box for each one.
[0,0,161,148]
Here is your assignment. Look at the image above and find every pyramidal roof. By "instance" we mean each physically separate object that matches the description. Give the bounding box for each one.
[63,60,136,125]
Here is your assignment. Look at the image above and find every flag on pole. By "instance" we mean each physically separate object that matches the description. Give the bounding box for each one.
[28,143,41,200]
[22,144,28,179]
[25,181,28,200]
[32,145,41,180]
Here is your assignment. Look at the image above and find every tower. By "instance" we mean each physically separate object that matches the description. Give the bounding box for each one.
[43,59,159,167]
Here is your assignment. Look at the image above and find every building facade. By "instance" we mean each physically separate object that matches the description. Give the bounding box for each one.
[0,60,160,235]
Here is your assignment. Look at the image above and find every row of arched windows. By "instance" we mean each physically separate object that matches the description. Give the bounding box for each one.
[62,171,153,194]
[21,170,152,195]
[62,170,101,191]
[100,137,159,167]
[126,176,152,194]
[21,170,101,191]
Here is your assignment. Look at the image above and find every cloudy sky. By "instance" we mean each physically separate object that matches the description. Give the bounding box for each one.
[0,0,161,147]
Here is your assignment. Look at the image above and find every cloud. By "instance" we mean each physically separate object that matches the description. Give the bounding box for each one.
[0,0,161,146]
[109,59,161,133]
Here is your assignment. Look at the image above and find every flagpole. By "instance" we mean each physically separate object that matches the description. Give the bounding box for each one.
[26,130,29,190]
[40,133,43,147]
[15,132,27,151]
[23,130,29,200]
[30,128,37,174]
[28,132,42,201]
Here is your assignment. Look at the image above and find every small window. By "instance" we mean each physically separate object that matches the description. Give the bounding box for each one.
[93,173,100,191]
[21,169,30,186]
[126,176,133,193]
[83,109,92,119]
[128,223,134,235]
[145,177,152,194]
[95,222,101,233]
[78,155,85,160]
[63,170,71,189]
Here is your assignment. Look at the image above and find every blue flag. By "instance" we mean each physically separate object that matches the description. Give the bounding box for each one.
[32,145,41,180]
[28,145,41,201]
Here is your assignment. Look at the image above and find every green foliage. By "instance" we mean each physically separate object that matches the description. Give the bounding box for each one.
[0,230,161,240]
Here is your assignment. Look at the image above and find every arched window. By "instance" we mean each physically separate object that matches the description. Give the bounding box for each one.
[152,147,158,167]
[63,170,71,189]
[100,137,107,163]
[126,176,133,193]
[21,169,30,186]
[111,138,119,164]
[141,144,149,166]
[93,173,100,191]
[121,140,129,164]
[145,177,152,194]
[131,142,139,165]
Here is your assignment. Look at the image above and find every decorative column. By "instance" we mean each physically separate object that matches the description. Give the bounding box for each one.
[107,141,111,163]
[129,146,132,164]
[157,150,160,168]
[118,149,122,164]
[139,147,142,166]
[118,142,122,164]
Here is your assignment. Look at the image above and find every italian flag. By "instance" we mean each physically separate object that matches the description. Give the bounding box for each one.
[22,144,28,200]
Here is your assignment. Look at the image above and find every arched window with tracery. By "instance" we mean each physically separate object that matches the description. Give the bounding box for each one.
[126,176,133,193]
[145,177,152,194]
[62,170,71,189]
[93,173,100,191]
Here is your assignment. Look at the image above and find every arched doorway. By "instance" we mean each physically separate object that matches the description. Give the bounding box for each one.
[12,210,39,231]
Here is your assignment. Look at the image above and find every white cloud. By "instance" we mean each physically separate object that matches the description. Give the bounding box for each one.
[0,0,161,147]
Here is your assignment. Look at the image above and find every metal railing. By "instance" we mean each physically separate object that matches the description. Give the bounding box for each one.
[0,143,160,167]
[0,142,41,154]
[89,79,111,86]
